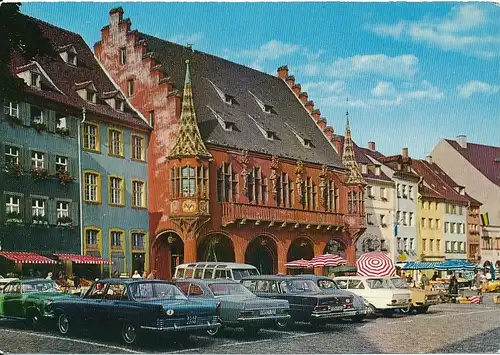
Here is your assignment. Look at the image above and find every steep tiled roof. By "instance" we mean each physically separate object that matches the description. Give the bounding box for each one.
[333,135,391,182]
[12,15,150,131]
[139,33,344,168]
[419,185,445,200]
[445,139,500,188]
[412,160,474,205]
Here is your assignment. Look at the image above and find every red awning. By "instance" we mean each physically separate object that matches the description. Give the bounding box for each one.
[54,253,113,265]
[0,252,57,264]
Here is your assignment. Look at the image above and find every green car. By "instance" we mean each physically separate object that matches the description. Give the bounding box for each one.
[0,278,70,328]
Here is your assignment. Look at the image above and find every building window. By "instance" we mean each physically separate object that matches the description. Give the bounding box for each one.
[216,163,237,203]
[149,110,155,128]
[32,199,45,217]
[56,155,68,172]
[108,129,123,157]
[111,230,122,247]
[181,166,195,197]
[304,177,315,210]
[397,184,401,198]
[131,134,145,161]
[114,99,124,112]
[4,101,19,117]
[436,219,441,230]
[56,201,69,219]
[422,239,427,252]
[30,72,40,87]
[5,145,19,165]
[450,223,455,234]
[127,80,134,97]
[380,187,386,200]
[437,239,441,252]
[6,196,20,214]
[402,212,407,226]
[30,106,43,124]
[367,213,373,225]
[86,90,96,103]
[348,191,358,214]
[67,51,77,66]
[402,185,407,198]
[109,176,124,206]
[421,218,425,228]
[83,171,101,203]
[120,47,127,65]
[197,165,209,198]
[132,232,145,249]
[410,238,414,251]
[409,212,414,226]
[132,180,146,208]
[31,151,45,169]
[445,241,451,252]
[56,114,67,129]
[429,239,434,252]
[366,186,373,198]
[408,186,413,199]
[83,123,99,151]
[86,229,99,246]
[326,180,335,212]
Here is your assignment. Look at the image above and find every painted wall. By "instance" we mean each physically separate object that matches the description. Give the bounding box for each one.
[418,199,444,260]
[443,203,468,260]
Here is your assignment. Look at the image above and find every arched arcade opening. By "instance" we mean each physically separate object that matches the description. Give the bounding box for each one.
[152,232,184,280]
[197,233,235,262]
[245,235,278,275]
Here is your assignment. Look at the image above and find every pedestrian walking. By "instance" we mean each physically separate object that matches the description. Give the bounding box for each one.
[431,271,438,281]
[421,274,429,289]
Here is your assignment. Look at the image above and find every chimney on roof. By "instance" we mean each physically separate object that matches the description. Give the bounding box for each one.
[426,155,433,164]
[333,136,342,155]
[402,147,408,159]
[277,65,289,79]
[457,135,467,149]
[109,7,124,25]
[323,126,334,140]
[292,84,301,96]
[298,92,308,104]
[311,109,321,120]
[305,100,314,112]
[368,141,376,151]
[285,75,295,87]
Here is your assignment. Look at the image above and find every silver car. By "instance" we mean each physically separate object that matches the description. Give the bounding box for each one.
[175,279,290,336]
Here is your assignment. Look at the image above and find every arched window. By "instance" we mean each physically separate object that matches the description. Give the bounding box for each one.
[181,166,195,197]
[348,191,358,214]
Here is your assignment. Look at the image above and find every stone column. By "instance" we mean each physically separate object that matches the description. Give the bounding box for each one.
[314,239,327,275]
[183,238,197,263]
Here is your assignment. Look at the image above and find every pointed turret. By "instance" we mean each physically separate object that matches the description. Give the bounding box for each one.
[168,60,212,159]
[342,107,366,185]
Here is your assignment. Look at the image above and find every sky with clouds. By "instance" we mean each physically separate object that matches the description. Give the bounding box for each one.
[21,2,500,158]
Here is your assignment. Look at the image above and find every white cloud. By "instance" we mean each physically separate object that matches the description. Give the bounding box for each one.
[371,81,397,97]
[366,4,500,58]
[302,48,327,61]
[327,54,419,79]
[458,80,500,98]
[168,33,204,45]
[301,81,346,94]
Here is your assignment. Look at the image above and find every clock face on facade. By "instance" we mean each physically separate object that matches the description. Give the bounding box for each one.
[182,199,197,213]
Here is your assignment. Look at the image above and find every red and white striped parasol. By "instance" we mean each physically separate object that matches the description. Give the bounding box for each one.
[285,259,312,268]
[356,252,395,277]
[309,254,346,268]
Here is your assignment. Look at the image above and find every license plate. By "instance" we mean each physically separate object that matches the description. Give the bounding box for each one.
[260,309,276,316]
[186,315,197,325]
[332,306,344,311]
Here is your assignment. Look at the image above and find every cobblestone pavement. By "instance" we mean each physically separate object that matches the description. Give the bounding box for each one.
[0,303,499,354]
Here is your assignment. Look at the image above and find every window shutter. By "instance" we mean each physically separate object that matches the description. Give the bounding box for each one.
[23,195,31,223]
[71,201,79,226]
[0,192,5,223]
[47,110,56,133]
[20,102,31,126]
[68,116,78,138]
[47,199,56,225]
[0,142,5,167]
[69,156,78,181]
[48,153,56,174]
[22,147,31,171]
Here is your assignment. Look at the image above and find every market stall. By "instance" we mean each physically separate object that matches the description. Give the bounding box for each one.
[0,251,57,277]
[284,259,314,275]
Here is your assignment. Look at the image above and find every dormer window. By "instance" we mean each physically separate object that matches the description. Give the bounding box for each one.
[207,79,237,105]
[208,105,235,132]
[266,131,277,140]
[303,139,312,148]
[87,90,96,103]
[30,72,41,88]
[361,164,367,174]
[375,166,381,176]
[248,90,276,114]
[115,98,124,112]
[58,45,77,66]
[67,52,77,66]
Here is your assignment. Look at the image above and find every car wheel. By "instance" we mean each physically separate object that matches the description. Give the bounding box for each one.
[57,313,70,335]
[206,325,221,336]
[382,309,394,317]
[121,322,138,345]
[27,310,41,329]
[275,318,291,330]
[399,305,413,315]
[243,326,260,336]
[416,306,429,314]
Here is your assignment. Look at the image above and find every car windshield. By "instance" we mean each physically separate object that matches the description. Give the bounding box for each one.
[128,282,187,301]
[280,279,320,293]
[22,280,61,293]
[365,278,385,289]
[209,282,254,297]
[232,269,259,281]
[318,279,338,289]
[389,278,410,289]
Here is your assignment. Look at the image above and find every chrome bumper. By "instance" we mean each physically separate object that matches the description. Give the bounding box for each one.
[311,310,358,319]
[237,314,291,323]
[141,321,221,332]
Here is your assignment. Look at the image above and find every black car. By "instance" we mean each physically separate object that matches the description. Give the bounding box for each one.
[48,279,221,344]
[241,275,355,328]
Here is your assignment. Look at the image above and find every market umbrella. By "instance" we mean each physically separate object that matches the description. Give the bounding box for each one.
[284,259,312,268]
[435,260,476,271]
[356,252,396,277]
[309,254,346,268]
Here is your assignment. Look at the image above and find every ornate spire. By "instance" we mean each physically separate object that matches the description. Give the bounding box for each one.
[168,60,212,159]
[342,101,365,185]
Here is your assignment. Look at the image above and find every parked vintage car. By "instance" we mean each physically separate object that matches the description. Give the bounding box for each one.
[241,275,355,328]
[384,276,440,314]
[175,279,290,335]
[48,278,221,345]
[0,278,70,328]
[481,279,500,293]
[0,278,18,292]
[174,262,260,281]
[333,276,412,316]
[296,275,373,322]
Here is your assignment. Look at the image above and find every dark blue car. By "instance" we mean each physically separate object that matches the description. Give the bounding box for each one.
[48,278,221,345]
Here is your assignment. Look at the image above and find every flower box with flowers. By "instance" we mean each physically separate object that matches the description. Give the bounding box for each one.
[57,216,72,226]
[5,114,23,127]
[6,211,22,224]
[32,215,48,225]
[5,161,24,177]
[31,167,49,181]
[30,121,47,133]
[56,127,70,137]
[56,169,74,185]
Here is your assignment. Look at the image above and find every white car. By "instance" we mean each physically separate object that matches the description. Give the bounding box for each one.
[333,276,412,316]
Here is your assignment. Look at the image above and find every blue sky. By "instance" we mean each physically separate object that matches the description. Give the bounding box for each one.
[21,2,500,158]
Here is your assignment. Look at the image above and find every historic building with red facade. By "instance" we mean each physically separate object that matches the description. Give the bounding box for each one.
[94,8,366,279]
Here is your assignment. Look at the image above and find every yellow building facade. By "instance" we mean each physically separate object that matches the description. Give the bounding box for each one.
[418,198,445,262]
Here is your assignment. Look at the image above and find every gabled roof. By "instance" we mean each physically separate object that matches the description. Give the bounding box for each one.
[11,15,150,131]
[445,139,500,188]
[412,159,479,206]
[138,33,344,168]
